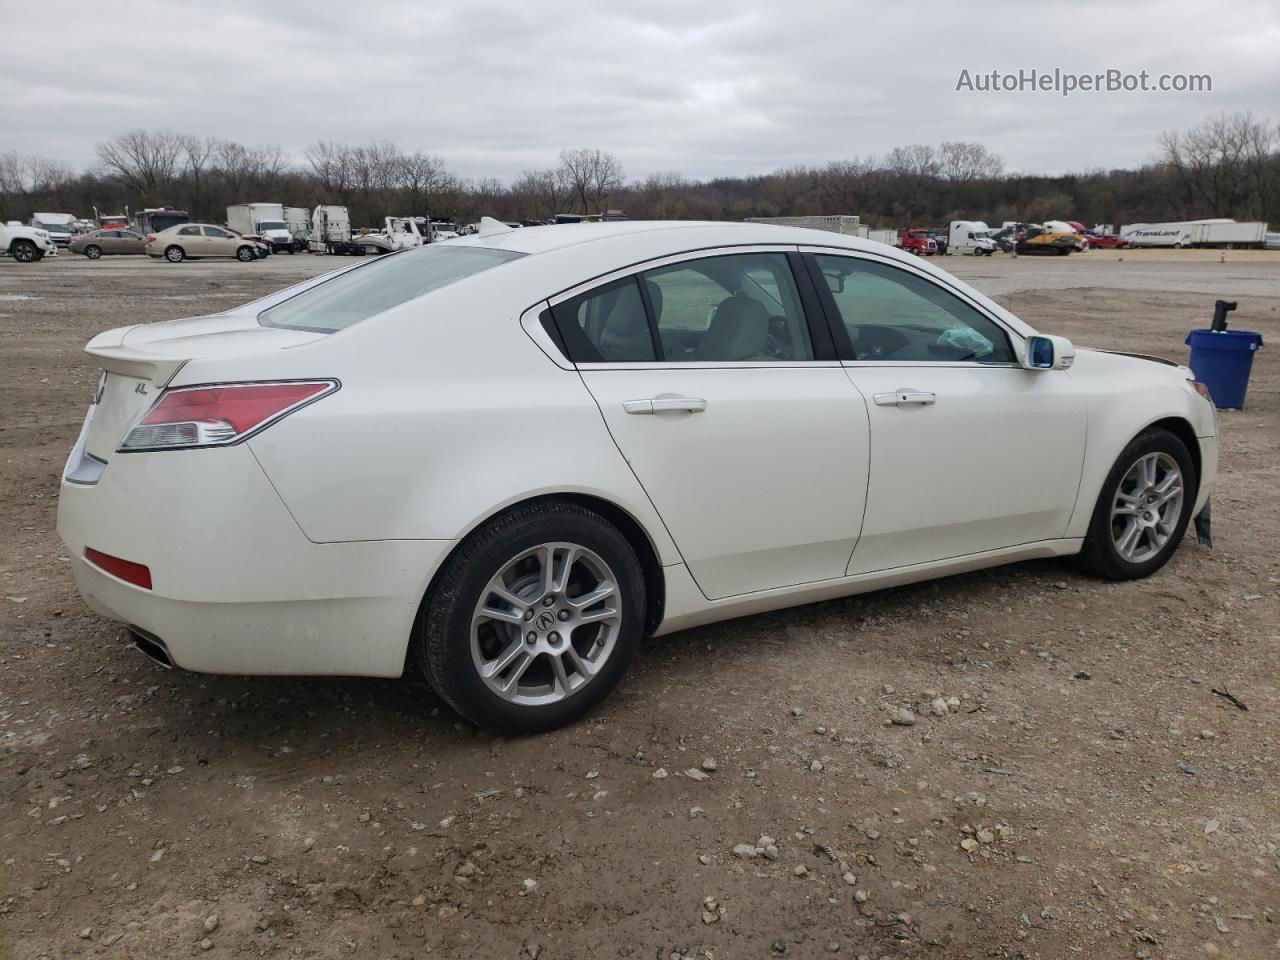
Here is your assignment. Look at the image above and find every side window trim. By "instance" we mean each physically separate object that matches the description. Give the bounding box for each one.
[799,248,1021,365]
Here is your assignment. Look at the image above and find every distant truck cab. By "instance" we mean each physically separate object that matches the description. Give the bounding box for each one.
[948,221,997,256]
[900,228,938,256]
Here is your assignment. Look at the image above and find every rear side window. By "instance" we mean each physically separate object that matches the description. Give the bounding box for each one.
[259,246,524,333]
[551,277,655,362]
[178,226,201,236]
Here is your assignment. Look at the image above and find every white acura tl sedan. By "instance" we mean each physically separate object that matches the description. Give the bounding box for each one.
[58,221,1217,732]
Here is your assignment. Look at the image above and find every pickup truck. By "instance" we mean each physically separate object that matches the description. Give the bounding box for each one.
[1,221,57,262]
[900,228,938,256]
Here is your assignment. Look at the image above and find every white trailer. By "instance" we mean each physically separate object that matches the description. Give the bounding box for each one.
[948,220,998,256]
[1187,220,1267,248]
[308,205,366,254]
[867,228,899,246]
[1120,221,1195,247]
[226,203,292,253]
[744,215,862,236]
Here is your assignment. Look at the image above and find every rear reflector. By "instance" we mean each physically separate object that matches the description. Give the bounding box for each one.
[85,547,153,589]
[119,380,337,452]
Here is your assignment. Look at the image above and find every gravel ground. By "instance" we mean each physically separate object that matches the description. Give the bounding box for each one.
[1,247,1277,960]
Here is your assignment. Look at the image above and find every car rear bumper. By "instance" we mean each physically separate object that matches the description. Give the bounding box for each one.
[56,429,452,677]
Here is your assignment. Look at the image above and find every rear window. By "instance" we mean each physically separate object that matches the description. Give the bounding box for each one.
[258,246,524,333]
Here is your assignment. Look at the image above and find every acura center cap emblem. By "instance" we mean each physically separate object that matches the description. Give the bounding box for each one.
[536,611,557,631]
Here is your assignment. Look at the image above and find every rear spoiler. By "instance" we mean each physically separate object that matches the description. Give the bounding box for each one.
[85,327,187,384]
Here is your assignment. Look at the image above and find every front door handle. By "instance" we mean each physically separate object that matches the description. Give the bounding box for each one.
[872,390,936,407]
[623,397,707,415]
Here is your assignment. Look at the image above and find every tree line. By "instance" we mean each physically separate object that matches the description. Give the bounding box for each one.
[2,112,1276,231]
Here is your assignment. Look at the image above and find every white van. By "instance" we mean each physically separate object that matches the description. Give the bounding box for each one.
[948,220,997,256]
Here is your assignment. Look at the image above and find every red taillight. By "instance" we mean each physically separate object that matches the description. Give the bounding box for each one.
[147,235,157,243]
[85,547,152,589]
[119,380,337,452]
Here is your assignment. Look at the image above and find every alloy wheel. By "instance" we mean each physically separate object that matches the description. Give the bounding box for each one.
[470,542,622,706]
[1110,452,1184,563]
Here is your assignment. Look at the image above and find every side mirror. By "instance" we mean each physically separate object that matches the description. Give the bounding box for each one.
[1023,334,1075,370]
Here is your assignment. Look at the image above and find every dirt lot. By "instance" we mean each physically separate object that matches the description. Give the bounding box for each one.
[1,248,1277,960]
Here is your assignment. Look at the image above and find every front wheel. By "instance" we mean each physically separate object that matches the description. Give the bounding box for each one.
[84,245,102,259]
[1073,428,1196,580]
[10,240,39,263]
[416,501,646,733]
[236,245,256,262]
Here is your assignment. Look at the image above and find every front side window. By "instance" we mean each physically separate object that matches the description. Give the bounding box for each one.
[259,245,524,333]
[815,254,1014,363]
[204,226,232,238]
[643,252,813,362]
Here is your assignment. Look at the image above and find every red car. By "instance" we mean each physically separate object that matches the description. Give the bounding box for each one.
[1088,233,1130,249]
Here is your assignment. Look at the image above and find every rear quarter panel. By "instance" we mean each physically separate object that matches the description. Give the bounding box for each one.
[214,266,683,565]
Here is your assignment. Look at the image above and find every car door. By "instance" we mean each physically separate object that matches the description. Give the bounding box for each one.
[175,224,205,256]
[550,248,870,600]
[102,230,126,254]
[203,226,235,256]
[119,230,146,254]
[804,250,1087,574]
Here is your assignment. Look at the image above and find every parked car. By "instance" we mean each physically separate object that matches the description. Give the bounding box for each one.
[145,223,262,262]
[1087,232,1130,249]
[57,221,1216,734]
[1,221,57,262]
[71,228,147,259]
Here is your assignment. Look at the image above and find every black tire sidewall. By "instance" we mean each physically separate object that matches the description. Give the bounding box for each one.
[165,245,184,262]
[1082,428,1197,580]
[85,245,102,259]
[237,246,254,262]
[418,503,646,734]
[12,241,36,262]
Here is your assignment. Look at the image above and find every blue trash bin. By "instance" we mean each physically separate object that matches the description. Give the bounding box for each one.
[1185,329,1264,409]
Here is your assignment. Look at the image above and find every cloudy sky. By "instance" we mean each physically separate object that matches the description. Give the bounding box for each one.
[3,0,1277,182]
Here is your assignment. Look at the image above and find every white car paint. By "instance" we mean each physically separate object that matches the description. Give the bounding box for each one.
[57,221,1217,680]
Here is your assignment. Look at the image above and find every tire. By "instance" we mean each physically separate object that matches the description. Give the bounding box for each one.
[236,245,255,262]
[84,245,102,260]
[1073,428,1197,581]
[10,240,39,263]
[164,245,185,263]
[416,501,646,734]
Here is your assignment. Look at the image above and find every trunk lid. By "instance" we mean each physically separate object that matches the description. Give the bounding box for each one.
[83,313,326,460]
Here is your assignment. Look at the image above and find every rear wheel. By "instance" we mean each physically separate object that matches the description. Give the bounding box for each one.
[10,240,39,263]
[416,501,645,733]
[84,244,102,259]
[1074,428,1196,580]
[164,245,185,263]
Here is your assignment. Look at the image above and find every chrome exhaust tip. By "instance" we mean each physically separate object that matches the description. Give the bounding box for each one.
[128,627,174,669]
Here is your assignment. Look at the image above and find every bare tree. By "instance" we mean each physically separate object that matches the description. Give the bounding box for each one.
[938,142,1003,182]
[95,129,184,203]
[510,168,575,220]
[558,148,624,213]
[305,141,354,195]
[180,135,218,216]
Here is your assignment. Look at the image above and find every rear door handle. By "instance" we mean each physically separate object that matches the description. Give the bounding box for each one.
[623,397,707,415]
[872,390,936,407]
